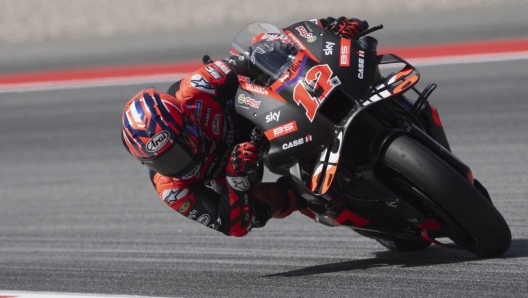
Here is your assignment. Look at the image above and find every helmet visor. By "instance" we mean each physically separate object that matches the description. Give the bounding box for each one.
[142,140,195,177]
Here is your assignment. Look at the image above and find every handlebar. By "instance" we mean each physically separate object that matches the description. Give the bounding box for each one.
[353,24,383,40]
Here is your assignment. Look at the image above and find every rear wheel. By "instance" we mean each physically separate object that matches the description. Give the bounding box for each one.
[380,135,511,258]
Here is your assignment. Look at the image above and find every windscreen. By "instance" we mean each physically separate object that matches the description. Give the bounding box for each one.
[230,22,299,86]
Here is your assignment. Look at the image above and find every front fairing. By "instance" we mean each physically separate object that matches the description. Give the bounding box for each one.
[230,21,378,168]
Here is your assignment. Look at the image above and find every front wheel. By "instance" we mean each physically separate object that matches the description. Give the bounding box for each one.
[380,135,511,258]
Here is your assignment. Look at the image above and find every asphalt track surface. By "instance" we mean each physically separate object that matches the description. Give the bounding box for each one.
[1,5,528,298]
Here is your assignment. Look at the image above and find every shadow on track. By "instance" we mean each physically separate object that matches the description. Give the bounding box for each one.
[264,239,528,278]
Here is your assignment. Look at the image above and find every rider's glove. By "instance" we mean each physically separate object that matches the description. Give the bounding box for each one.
[226,142,259,175]
[324,16,369,38]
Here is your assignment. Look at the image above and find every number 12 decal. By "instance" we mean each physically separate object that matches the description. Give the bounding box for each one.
[293,64,341,122]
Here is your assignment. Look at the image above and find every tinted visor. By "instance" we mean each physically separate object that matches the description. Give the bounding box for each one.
[142,140,195,177]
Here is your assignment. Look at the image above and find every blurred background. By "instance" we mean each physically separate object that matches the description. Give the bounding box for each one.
[2,0,528,74]
[1,1,528,297]
[0,0,523,44]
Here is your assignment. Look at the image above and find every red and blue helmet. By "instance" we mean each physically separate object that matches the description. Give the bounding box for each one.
[122,89,203,178]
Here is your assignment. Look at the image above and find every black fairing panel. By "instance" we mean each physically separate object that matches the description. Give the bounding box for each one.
[235,21,379,168]
[286,21,378,100]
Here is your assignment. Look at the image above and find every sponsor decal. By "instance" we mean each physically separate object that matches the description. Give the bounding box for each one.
[403,121,412,132]
[260,33,292,42]
[261,33,277,41]
[187,209,198,219]
[242,194,251,221]
[181,163,202,180]
[227,176,250,191]
[278,59,302,84]
[358,50,365,79]
[245,83,269,95]
[197,214,210,226]
[195,100,202,122]
[265,111,280,123]
[222,112,235,147]
[324,42,335,55]
[282,134,312,150]
[264,121,298,141]
[204,107,212,126]
[214,61,232,75]
[205,155,219,177]
[163,188,189,205]
[244,194,249,205]
[177,199,193,214]
[279,72,290,84]
[238,75,250,82]
[386,201,398,208]
[146,131,170,152]
[237,94,261,108]
[355,169,374,179]
[295,26,317,42]
[340,38,351,67]
[190,74,215,94]
[205,179,222,194]
[261,33,279,41]
[286,33,306,51]
[212,114,221,135]
[205,66,223,80]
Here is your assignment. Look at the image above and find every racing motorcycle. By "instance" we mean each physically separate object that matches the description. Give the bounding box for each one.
[227,21,511,257]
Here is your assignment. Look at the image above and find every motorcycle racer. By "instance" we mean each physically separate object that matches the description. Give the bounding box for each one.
[121,17,369,237]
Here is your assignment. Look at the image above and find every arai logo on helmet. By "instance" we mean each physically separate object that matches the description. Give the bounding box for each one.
[237,94,261,108]
[146,131,170,152]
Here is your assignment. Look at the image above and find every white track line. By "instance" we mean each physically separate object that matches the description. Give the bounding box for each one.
[0,290,180,298]
[1,52,528,94]
[0,74,186,94]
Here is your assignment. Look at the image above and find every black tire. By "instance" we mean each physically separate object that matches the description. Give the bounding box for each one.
[380,135,511,258]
